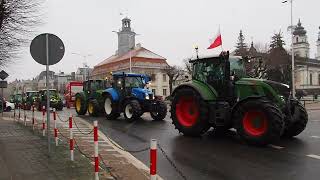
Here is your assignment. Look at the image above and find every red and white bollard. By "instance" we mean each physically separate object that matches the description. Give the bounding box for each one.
[69,115,74,161]
[53,109,58,146]
[94,120,99,180]
[32,105,35,130]
[150,139,157,180]
[24,103,27,126]
[42,106,46,136]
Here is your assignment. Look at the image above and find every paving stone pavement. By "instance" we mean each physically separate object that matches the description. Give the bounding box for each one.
[0,117,95,180]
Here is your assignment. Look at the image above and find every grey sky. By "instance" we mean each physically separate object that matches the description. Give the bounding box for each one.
[5,0,320,81]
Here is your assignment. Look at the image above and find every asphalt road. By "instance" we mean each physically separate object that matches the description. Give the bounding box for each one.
[23,108,320,180]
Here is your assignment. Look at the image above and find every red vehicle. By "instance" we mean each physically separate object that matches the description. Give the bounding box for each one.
[64,81,83,108]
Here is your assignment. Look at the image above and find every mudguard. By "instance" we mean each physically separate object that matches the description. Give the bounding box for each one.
[103,88,120,101]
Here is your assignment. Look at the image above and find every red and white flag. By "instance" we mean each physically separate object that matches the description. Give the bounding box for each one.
[207,28,222,49]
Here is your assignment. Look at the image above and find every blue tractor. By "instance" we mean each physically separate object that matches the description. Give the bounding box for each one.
[102,72,167,121]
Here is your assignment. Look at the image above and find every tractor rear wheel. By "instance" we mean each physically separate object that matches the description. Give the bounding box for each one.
[88,99,99,117]
[282,100,308,138]
[75,94,87,115]
[234,98,284,146]
[151,101,167,121]
[104,95,120,120]
[171,88,210,136]
[123,100,142,122]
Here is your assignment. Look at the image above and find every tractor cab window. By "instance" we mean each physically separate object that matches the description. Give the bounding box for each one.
[229,57,246,78]
[192,60,224,83]
[125,77,144,88]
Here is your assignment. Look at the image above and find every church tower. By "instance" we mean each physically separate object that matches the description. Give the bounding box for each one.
[317,27,320,60]
[292,19,310,58]
[116,17,136,55]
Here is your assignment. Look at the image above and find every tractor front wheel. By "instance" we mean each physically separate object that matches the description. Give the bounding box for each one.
[171,88,210,136]
[75,94,87,115]
[104,96,120,120]
[282,100,308,138]
[234,98,284,146]
[123,100,142,122]
[151,101,167,121]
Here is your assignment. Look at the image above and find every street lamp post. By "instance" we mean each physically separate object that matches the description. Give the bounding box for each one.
[283,0,295,97]
[71,53,92,81]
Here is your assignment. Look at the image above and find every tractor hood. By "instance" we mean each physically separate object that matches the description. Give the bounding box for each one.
[132,88,153,100]
[262,80,290,97]
[237,78,290,97]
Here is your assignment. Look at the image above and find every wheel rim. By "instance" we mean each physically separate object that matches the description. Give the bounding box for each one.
[243,111,268,136]
[104,98,112,115]
[175,97,199,127]
[125,104,133,119]
[88,103,94,114]
[75,98,81,112]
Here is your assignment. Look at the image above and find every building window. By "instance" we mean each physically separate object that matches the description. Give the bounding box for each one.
[151,74,156,81]
[296,37,299,43]
[310,73,313,85]
[163,74,167,82]
[318,74,320,85]
[163,89,167,96]
[152,89,156,95]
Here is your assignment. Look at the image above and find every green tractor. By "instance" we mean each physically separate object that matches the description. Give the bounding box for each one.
[75,80,109,116]
[170,52,308,145]
[34,89,63,111]
[22,91,39,110]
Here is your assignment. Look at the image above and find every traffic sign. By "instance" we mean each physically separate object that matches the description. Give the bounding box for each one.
[0,81,7,88]
[0,70,9,80]
[30,33,65,65]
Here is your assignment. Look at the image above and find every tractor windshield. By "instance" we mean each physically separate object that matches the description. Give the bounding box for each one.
[229,57,246,78]
[44,90,59,98]
[125,77,145,88]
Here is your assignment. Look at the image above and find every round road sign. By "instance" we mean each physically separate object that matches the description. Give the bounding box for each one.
[30,33,65,65]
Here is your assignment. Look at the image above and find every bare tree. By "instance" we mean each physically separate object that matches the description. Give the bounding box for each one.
[183,58,192,75]
[164,65,183,95]
[0,0,42,67]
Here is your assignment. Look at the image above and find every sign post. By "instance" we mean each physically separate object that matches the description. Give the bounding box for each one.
[0,70,9,117]
[30,33,65,155]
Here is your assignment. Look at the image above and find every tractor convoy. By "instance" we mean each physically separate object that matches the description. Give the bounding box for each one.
[10,51,308,146]
[75,73,167,121]
[170,51,308,145]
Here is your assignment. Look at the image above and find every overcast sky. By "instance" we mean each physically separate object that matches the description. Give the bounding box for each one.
[4,0,320,81]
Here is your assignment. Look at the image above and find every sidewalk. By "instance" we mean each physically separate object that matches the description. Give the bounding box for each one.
[0,116,93,180]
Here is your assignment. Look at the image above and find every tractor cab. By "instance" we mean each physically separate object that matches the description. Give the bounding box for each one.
[111,72,152,100]
[35,89,63,111]
[22,91,39,110]
[83,80,109,96]
[102,72,167,122]
[190,52,246,103]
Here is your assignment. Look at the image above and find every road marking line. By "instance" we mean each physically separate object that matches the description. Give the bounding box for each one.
[307,154,320,160]
[269,144,285,149]
[311,136,320,139]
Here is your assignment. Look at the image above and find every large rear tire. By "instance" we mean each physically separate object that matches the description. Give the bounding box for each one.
[234,98,284,146]
[88,99,99,117]
[151,101,167,121]
[171,88,210,136]
[282,100,308,138]
[123,100,142,122]
[104,95,120,120]
[75,94,87,115]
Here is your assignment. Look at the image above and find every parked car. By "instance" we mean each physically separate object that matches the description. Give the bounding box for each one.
[5,101,14,111]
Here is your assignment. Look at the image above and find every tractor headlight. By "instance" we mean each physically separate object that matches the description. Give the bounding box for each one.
[145,93,150,100]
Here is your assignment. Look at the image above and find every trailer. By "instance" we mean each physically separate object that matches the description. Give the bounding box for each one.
[64,81,83,108]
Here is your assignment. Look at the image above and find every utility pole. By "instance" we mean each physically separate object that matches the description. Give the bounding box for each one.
[283,0,296,97]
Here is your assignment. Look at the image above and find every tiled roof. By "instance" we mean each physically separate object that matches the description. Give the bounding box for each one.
[95,46,166,67]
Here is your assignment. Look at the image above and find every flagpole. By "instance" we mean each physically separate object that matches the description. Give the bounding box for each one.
[219,25,223,51]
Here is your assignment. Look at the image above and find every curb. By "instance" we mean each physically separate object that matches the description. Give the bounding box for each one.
[79,118,164,180]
